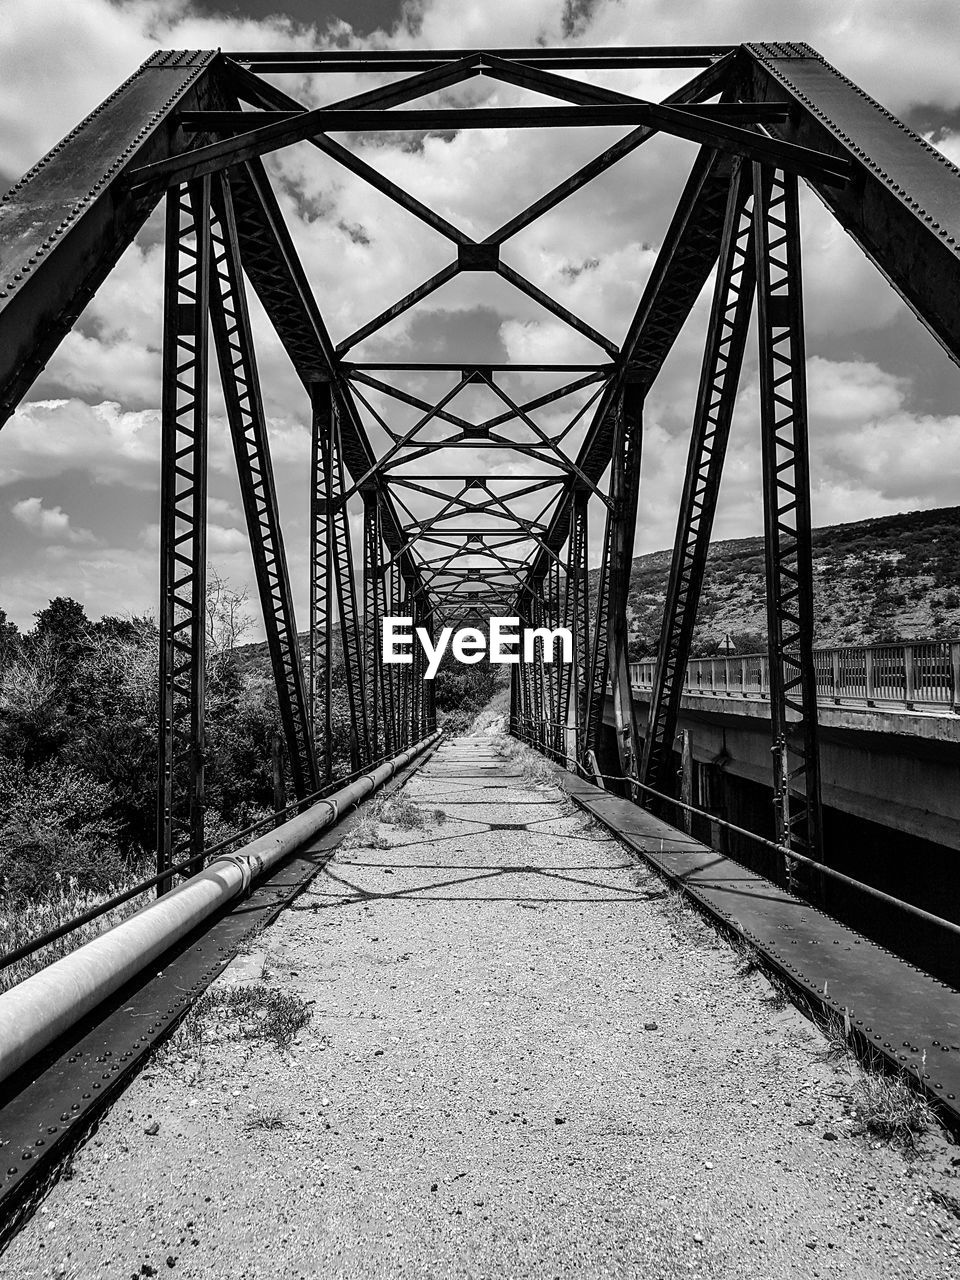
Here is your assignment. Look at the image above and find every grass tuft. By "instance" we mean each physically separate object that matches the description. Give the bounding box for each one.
[340,795,387,852]
[820,1008,855,1063]
[731,940,763,979]
[817,1009,938,1148]
[849,1068,935,1147]
[244,1109,286,1132]
[495,735,556,785]
[381,790,428,830]
[170,982,313,1058]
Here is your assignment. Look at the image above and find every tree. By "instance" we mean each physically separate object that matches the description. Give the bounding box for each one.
[33,596,89,656]
[0,609,19,668]
[205,568,253,681]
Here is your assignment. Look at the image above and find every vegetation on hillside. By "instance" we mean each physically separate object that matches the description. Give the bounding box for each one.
[0,584,503,915]
[432,647,503,734]
[607,505,960,658]
[0,587,288,906]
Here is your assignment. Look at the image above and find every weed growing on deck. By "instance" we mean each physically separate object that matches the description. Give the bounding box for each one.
[849,1069,936,1147]
[821,1008,855,1062]
[167,983,313,1063]
[244,1110,286,1132]
[818,1009,937,1148]
[731,940,763,979]
[659,886,710,943]
[495,735,556,785]
[340,795,387,852]
[381,790,427,830]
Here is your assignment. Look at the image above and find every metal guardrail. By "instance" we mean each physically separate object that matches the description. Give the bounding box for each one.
[629,638,960,713]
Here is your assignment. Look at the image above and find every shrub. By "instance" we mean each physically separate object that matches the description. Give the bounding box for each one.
[0,758,127,900]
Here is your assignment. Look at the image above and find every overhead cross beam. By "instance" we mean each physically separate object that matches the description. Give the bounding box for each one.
[139,101,851,191]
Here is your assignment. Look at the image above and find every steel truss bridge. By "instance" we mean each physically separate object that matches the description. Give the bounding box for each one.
[2,40,960,1229]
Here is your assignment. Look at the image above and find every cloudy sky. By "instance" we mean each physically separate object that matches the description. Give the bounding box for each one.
[1,0,959,634]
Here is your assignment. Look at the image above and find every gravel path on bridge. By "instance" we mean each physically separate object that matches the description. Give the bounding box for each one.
[3,730,960,1279]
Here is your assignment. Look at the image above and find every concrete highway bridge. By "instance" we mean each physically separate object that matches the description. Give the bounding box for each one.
[1,39,960,1276]
[610,639,960,942]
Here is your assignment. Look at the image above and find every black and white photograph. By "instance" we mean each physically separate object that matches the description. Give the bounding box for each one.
[1,1,960,1275]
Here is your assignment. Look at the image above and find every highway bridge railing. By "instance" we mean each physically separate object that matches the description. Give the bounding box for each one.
[629,637,960,713]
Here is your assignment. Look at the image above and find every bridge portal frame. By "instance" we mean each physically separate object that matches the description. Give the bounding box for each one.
[0,43,958,889]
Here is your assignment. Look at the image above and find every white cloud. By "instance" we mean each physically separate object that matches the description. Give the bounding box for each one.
[0,400,161,488]
[1,0,959,621]
[929,129,960,167]
[806,357,906,422]
[11,496,97,544]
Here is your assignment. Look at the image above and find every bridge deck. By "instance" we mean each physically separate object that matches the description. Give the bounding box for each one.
[1,731,957,1277]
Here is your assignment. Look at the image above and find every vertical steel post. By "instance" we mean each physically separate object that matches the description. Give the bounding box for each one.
[420,597,437,735]
[208,173,318,799]
[390,566,406,749]
[754,163,824,879]
[410,587,424,743]
[398,573,412,748]
[679,730,694,834]
[607,384,645,787]
[310,381,335,782]
[584,384,644,786]
[566,489,589,763]
[380,556,397,751]
[310,383,371,775]
[157,178,211,890]
[515,587,535,744]
[640,161,755,799]
[362,491,382,756]
[509,661,521,738]
[545,555,562,757]
[271,732,285,825]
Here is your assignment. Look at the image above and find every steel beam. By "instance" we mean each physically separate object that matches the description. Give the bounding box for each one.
[226,46,737,72]
[527,146,737,589]
[583,386,644,783]
[640,160,755,799]
[362,491,385,756]
[567,490,590,764]
[742,42,960,366]
[156,179,211,887]
[0,51,220,426]
[138,103,849,191]
[310,384,370,775]
[754,164,824,878]
[207,172,318,800]
[606,385,646,788]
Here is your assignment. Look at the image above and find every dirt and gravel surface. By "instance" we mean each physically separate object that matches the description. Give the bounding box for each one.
[3,729,960,1279]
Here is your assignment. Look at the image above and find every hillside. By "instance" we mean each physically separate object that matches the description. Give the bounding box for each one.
[605,505,960,657]
[233,507,960,673]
